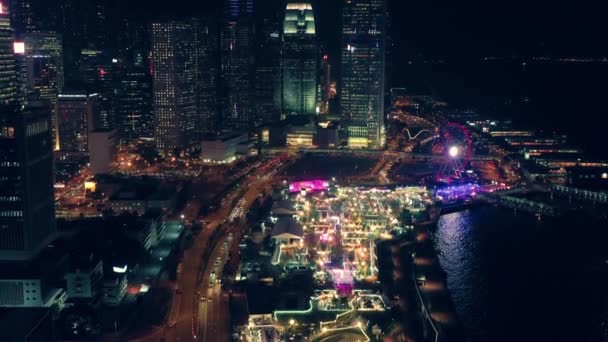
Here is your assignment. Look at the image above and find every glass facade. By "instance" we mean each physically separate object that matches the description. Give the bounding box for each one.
[0,105,56,261]
[341,0,387,149]
[0,8,16,105]
[282,2,318,116]
[151,21,197,156]
[220,0,254,128]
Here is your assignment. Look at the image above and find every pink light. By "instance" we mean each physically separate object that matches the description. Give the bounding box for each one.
[289,179,329,193]
[13,42,25,54]
[0,3,4,14]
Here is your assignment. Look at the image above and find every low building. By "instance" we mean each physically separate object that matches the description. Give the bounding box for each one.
[316,121,339,148]
[271,217,304,242]
[286,124,316,148]
[65,254,104,301]
[109,183,177,215]
[271,200,297,217]
[0,279,66,308]
[88,129,117,175]
[201,133,249,164]
[101,273,127,306]
[0,245,69,308]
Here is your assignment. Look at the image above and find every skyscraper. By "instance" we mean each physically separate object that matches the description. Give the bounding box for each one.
[193,17,219,136]
[220,0,254,128]
[115,21,153,142]
[58,0,107,84]
[23,33,64,100]
[56,92,100,155]
[341,0,387,149]
[253,0,282,124]
[151,20,197,156]
[0,104,56,261]
[0,4,17,105]
[23,32,64,150]
[282,2,318,116]
[116,67,153,142]
[9,0,34,36]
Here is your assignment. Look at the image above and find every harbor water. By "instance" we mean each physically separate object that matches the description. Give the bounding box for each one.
[433,206,608,342]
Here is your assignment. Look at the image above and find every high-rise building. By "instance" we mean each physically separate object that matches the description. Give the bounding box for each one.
[0,4,17,105]
[193,17,219,136]
[23,33,64,98]
[116,67,153,142]
[254,2,282,124]
[319,54,331,115]
[9,0,34,36]
[56,92,100,155]
[282,2,318,117]
[220,0,254,128]
[341,0,387,149]
[0,104,56,261]
[151,20,197,156]
[9,0,59,35]
[114,21,153,142]
[58,0,107,84]
[23,32,64,150]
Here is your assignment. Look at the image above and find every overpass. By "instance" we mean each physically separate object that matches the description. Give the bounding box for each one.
[265,147,499,162]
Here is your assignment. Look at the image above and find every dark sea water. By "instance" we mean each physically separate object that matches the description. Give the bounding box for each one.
[396,61,608,159]
[433,207,608,342]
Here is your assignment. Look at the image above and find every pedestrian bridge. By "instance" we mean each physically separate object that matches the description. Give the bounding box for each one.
[550,185,608,203]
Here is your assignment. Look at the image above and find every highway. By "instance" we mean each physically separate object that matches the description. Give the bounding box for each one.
[137,156,284,342]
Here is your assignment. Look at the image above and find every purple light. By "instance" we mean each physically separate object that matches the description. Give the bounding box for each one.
[289,179,329,193]
[436,183,479,201]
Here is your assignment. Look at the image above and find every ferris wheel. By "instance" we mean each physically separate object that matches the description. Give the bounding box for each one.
[434,122,472,181]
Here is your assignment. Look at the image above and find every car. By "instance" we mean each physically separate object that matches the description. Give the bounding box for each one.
[176,289,182,294]
[201,296,206,302]
[208,280,214,288]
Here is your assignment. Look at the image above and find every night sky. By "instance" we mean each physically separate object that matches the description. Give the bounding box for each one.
[123,0,608,59]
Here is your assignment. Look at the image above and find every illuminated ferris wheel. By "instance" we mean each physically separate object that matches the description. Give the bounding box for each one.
[434,122,472,181]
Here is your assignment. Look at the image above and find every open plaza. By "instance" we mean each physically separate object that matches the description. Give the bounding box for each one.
[236,180,436,341]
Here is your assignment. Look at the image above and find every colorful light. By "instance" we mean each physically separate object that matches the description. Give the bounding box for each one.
[289,179,329,193]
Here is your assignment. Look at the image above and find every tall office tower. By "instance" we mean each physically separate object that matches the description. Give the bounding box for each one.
[23,33,64,100]
[56,92,100,155]
[58,0,107,84]
[118,20,150,69]
[23,33,64,150]
[282,3,319,116]
[0,104,56,261]
[319,54,331,115]
[220,0,254,129]
[13,40,27,105]
[0,4,17,105]
[193,17,219,136]
[341,0,387,149]
[116,67,153,142]
[9,0,34,36]
[9,0,59,35]
[253,3,282,124]
[115,21,153,142]
[151,20,197,156]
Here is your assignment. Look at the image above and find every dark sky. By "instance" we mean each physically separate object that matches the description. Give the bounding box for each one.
[124,0,607,58]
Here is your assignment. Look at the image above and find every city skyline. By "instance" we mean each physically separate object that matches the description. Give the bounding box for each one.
[0,0,606,341]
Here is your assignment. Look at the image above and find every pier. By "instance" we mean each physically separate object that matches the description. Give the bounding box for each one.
[549,185,608,203]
